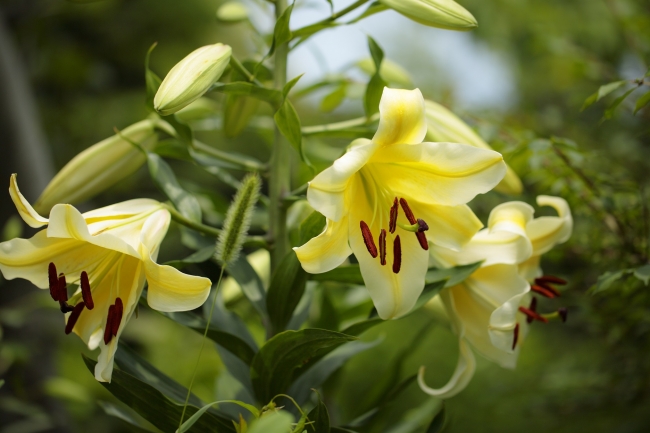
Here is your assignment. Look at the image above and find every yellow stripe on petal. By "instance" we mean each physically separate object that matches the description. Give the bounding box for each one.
[294,216,352,274]
[373,88,427,147]
[487,201,535,238]
[9,174,48,228]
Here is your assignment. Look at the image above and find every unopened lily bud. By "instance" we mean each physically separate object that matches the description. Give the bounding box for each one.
[34,120,158,214]
[379,0,477,31]
[424,100,523,195]
[357,58,412,86]
[154,44,232,116]
[216,2,248,23]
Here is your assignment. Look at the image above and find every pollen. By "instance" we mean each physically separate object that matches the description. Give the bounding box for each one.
[379,229,387,266]
[360,221,378,258]
[389,198,399,234]
[393,235,402,274]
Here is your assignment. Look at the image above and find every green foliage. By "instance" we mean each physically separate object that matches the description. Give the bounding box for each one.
[266,251,309,336]
[363,36,388,117]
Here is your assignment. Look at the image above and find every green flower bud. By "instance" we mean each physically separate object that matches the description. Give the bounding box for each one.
[357,58,413,86]
[424,100,523,195]
[34,120,159,214]
[216,2,248,23]
[379,0,477,31]
[154,43,232,116]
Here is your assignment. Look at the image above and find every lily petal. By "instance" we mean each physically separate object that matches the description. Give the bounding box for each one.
[410,201,483,252]
[144,255,212,312]
[369,142,506,206]
[82,199,162,222]
[526,196,572,255]
[488,201,534,238]
[294,216,352,274]
[9,174,48,228]
[518,255,542,281]
[373,88,427,147]
[307,139,378,222]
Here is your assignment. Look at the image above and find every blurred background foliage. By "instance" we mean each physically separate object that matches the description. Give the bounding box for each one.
[0,0,648,432]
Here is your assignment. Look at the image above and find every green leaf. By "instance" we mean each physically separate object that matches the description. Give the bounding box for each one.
[159,310,257,365]
[348,2,389,24]
[266,251,309,335]
[368,36,384,69]
[426,261,483,288]
[227,254,268,319]
[145,42,161,111]
[331,428,358,433]
[98,401,160,433]
[603,87,637,120]
[292,22,339,41]
[364,36,387,117]
[311,266,364,285]
[591,269,634,294]
[274,99,305,158]
[147,153,202,222]
[633,264,650,286]
[634,91,650,114]
[211,82,283,109]
[307,393,331,433]
[248,412,294,433]
[406,280,446,316]
[178,400,260,432]
[162,112,194,147]
[426,402,446,433]
[321,83,348,112]
[340,318,383,337]
[269,3,294,57]
[82,354,236,433]
[164,245,216,269]
[250,329,356,403]
[582,80,628,110]
[300,211,326,245]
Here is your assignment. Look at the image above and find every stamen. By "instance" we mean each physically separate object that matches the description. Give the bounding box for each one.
[65,302,85,335]
[527,297,538,323]
[416,219,429,232]
[112,297,124,337]
[389,198,399,234]
[57,273,68,302]
[48,263,59,301]
[534,281,561,297]
[59,301,74,314]
[416,232,428,251]
[379,229,387,266]
[360,221,378,258]
[104,305,115,345]
[512,323,520,350]
[399,198,416,224]
[535,275,567,285]
[518,306,548,323]
[531,284,556,298]
[558,307,568,323]
[80,271,94,310]
[393,235,402,274]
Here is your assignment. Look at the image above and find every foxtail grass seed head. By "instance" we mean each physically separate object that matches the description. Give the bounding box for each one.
[215,173,261,266]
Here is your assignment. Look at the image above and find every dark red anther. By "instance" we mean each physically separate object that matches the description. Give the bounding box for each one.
[558,307,568,323]
[104,305,115,345]
[360,221,378,258]
[379,229,387,266]
[531,284,556,299]
[112,298,124,337]
[519,306,548,323]
[393,235,402,274]
[526,297,538,323]
[80,271,94,310]
[65,302,85,335]
[415,232,428,251]
[389,198,399,234]
[57,273,68,302]
[48,263,59,301]
[399,198,417,224]
[535,281,561,297]
[535,275,567,286]
[512,323,520,350]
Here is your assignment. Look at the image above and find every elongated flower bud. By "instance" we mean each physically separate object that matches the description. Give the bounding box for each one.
[424,100,523,195]
[379,0,477,31]
[34,120,158,214]
[154,44,232,116]
[215,173,261,266]
[217,2,248,23]
[357,58,413,86]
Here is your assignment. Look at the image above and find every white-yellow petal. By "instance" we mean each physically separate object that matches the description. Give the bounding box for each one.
[294,216,352,274]
[370,142,506,206]
[526,195,572,256]
[373,88,427,147]
[9,174,48,228]
[409,201,483,252]
[82,199,162,222]
[418,337,476,399]
[517,255,542,281]
[307,139,378,222]
[487,201,534,238]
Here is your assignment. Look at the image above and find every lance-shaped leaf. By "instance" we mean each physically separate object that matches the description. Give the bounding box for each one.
[211,82,283,109]
[266,251,309,335]
[268,3,294,57]
[364,36,387,117]
[227,254,268,318]
[307,392,331,433]
[635,91,650,114]
[147,153,202,222]
[145,43,162,111]
[581,80,628,111]
[250,329,356,403]
[82,354,236,433]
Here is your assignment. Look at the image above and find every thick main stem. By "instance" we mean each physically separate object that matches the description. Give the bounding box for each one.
[269,0,291,273]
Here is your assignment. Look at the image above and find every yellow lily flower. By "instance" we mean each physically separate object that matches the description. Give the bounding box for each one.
[419,196,572,398]
[0,175,212,382]
[295,88,506,319]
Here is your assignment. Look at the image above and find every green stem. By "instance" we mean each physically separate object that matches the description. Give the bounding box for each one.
[178,267,226,430]
[292,0,370,39]
[230,55,264,86]
[193,140,267,172]
[269,0,291,273]
[165,204,268,249]
[302,112,379,135]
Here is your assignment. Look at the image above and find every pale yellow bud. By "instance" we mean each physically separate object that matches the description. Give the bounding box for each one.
[357,58,413,86]
[154,44,232,116]
[379,0,477,31]
[216,2,248,23]
[424,100,523,195]
[34,120,159,214]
